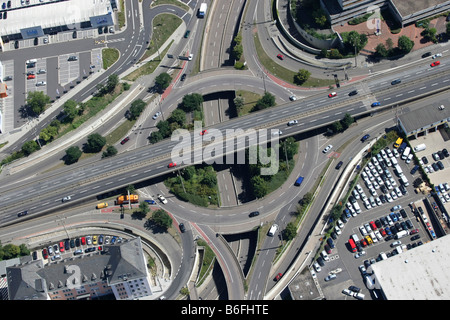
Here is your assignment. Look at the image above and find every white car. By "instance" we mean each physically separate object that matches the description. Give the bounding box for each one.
[36,81,46,86]
[152,111,161,120]
[355,250,366,259]
[385,193,393,202]
[289,95,297,101]
[356,184,363,194]
[334,225,342,235]
[62,196,71,202]
[271,130,282,136]
[323,145,333,153]
[360,226,368,236]
[157,194,168,204]
[313,262,321,272]
[188,53,193,61]
[287,120,298,126]
[432,53,442,59]
[391,240,402,247]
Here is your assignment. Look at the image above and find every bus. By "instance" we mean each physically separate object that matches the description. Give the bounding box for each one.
[348,238,357,253]
[294,176,304,186]
[394,137,403,148]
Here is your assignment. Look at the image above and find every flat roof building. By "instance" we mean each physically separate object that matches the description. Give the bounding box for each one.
[371,235,450,300]
[398,105,450,139]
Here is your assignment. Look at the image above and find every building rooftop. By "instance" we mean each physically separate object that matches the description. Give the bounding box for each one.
[390,0,448,18]
[398,105,450,135]
[371,235,450,300]
[0,0,112,37]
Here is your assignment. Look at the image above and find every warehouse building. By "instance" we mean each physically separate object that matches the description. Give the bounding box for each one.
[398,105,450,139]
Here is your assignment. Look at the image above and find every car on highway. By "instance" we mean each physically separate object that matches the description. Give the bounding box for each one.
[361,134,370,142]
[287,120,298,126]
[180,74,186,81]
[391,79,401,85]
[179,223,186,233]
[289,95,297,101]
[152,111,161,120]
[274,273,282,281]
[27,74,35,79]
[277,53,284,60]
[371,102,380,107]
[335,161,343,170]
[348,90,358,96]
[432,53,442,59]
[328,92,337,98]
[120,137,130,145]
[158,194,168,204]
[249,211,260,217]
[144,199,157,205]
[188,53,193,61]
[17,210,28,217]
[200,130,208,136]
[422,52,432,58]
[184,30,191,38]
[62,196,71,202]
[168,162,177,168]
[431,61,440,67]
[323,145,333,153]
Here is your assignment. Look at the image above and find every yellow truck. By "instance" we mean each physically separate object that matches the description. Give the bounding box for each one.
[115,194,139,205]
[394,137,403,148]
[96,202,108,209]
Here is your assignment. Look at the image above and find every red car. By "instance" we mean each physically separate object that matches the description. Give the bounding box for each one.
[200,130,208,136]
[360,239,367,247]
[42,248,48,259]
[274,273,282,281]
[380,228,386,237]
[168,162,177,168]
[410,229,419,235]
[27,74,35,79]
[431,61,440,67]
[328,92,337,98]
[369,221,377,231]
[120,137,130,145]
[59,242,65,253]
[277,54,284,60]
[81,237,86,245]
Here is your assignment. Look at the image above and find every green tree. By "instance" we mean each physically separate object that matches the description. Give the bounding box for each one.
[202,171,217,187]
[294,69,311,85]
[105,74,119,93]
[85,133,106,153]
[139,201,150,215]
[102,145,118,158]
[341,113,354,129]
[39,125,58,143]
[280,137,298,160]
[375,43,388,57]
[446,22,450,36]
[65,146,82,164]
[182,93,203,112]
[128,99,146,120]
[19,244,30,256]
[63,99,78,123]
[27,91,51,115]
[155,72,172,93]
[156,120,171,138]
[168,108,186,126]
[182,166,196,180]
[283,222,297,241]
[21,140,40,156]
[398,35,414,53]
[149,131,164,144]
[126,184,136,194]
[234,95,245,113]
[151,209,172,229]
[2,244,20,259]
[331,120,343,133]
[251,175,268,198]
[232,44,243,60]
[253,92,276,111]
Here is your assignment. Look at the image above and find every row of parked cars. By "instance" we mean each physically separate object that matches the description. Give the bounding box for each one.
[40,235,123,260]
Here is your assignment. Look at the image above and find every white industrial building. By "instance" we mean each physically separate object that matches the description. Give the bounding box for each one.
[371,235,450,300]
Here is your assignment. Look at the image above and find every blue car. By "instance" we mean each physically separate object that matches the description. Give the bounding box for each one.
[144,199,157,205]
[385,226,392,235]
[390,212,398,222]
[361,134,370,142]
[371,102,381,107]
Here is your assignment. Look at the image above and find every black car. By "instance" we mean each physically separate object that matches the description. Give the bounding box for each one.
[73,30,77,39]
[249,211,260,218]
[76,238,81,246]
[17,210,28,217]
[391,79,401,85]
[65,240,70,251]
[422,156,429,164]
[400,208,407,218]
[438,151,444,160]
[406,220,413,229]
[179,223,186,233]
[422,52,432,58]
[14,40,19,49]
[411,235,420,241]
[410,165,419,174]
[437,161,445,170]
[443,149,449,157]
[349,285,361,293]
[98,26,103,34]
[180,73,186,81]
[348,90,358,96]
[432,162,439,171]
[324,244,332,254]
[317,257,325,267]
[375,219,382,228]
[33,37,38,45]
[399,185,407,195]
[70,239,75,248]
[3,75,12,81]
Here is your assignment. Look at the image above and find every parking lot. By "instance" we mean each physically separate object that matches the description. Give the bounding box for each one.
[312,139,437,300]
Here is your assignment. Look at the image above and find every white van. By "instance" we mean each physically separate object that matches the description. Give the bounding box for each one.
[400,175,409,187]
[390,157,398,166]
[402,147,411,160]
[353,202,361,214]
[394,164,403,177]
[395,230,408,239]
[380,252,388,260]
[414,144,426,152]
[351,233,360,243]
[365,275,375,289]
[268,224,278,236]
